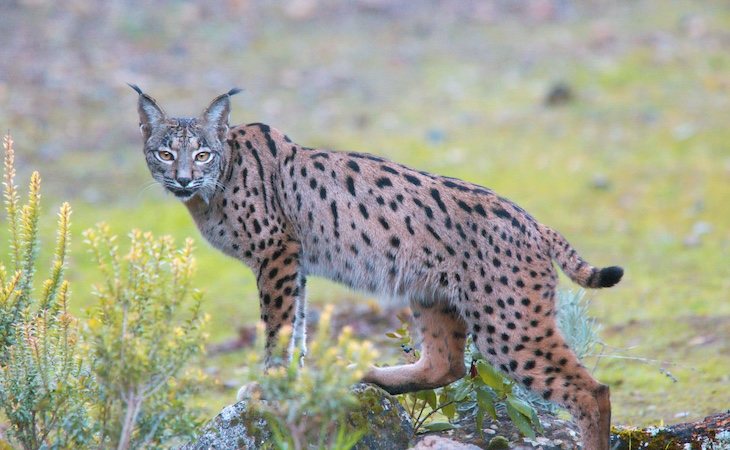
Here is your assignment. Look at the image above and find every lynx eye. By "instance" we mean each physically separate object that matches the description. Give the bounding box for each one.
[195,151,212,163]
[156,150,175,162]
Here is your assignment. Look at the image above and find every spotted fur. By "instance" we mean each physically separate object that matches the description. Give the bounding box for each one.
[132,86,623,450]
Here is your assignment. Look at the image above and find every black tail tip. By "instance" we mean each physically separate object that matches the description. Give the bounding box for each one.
[598,266,624,288]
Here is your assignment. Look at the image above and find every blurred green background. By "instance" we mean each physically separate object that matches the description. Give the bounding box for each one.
[1,0,728,427]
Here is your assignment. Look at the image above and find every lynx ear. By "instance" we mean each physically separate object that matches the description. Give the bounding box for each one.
[201,88,242,138]
[129,83,166,141]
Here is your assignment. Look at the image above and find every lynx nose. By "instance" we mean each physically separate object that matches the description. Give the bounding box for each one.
[177,176,192,187]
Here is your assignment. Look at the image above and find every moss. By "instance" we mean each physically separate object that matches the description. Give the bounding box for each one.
[348,384,413,449]
[348,384,401,432]
[242,410,271,443]
[611,426,697,450]
[486,435,510,449]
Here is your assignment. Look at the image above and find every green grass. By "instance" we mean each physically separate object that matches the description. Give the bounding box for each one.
[1,0,728,429]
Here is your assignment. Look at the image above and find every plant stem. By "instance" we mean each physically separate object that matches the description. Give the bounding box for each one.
[118,390,143,450]
[415,400,456,432]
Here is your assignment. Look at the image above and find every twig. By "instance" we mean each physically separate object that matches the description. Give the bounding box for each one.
[414,400,457,433]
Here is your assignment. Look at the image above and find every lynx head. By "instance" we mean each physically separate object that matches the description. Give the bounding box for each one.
[130,84,241,203]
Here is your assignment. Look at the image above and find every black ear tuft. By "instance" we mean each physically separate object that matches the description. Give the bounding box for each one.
[131,84,166,140]
[201,90,238,134]
[128,83,144,95]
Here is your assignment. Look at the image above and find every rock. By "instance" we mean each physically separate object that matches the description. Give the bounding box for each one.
[590,174,612,191]
[183,383,413,450]
[182,399,264,450]
[410,435,481,450]
[282,0,318,21]
[349,384,415,449]
[411,406,581,449]
[416,410,730,449]
[544,82,573,107]
[186,381,729,450]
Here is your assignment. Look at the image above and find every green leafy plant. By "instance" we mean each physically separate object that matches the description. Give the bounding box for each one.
[241,304,378,450]
[83,224,209,450]
[0,134,93,449]
[387,317,543,438]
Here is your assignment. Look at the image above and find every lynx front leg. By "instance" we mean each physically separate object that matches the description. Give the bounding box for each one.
[363,301,467,394]
[290,275,308,365]
[256,240,302,368]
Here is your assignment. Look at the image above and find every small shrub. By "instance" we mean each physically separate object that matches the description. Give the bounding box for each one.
[241,305,378,450]
[556,289,601,361]
[0,134,93,448]
[0,134,209,450]
[83,224,209,449]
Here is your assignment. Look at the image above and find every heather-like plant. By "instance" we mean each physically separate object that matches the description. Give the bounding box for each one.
[83,224,209,450]
[241,305,378,450]
[1,134,209,450]
[0,134,93,449]
[555,289,601,361]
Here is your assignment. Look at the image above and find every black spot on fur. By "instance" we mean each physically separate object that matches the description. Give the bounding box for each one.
[378,217,390,230]
[403,174,421,186]
[492,206,511,220]
[346,177,356,196]
[430,188,447,213]
[347,160,360,172]
[443,180,470,192]
[405,216,415,235]
[457,201,472,214]
[358,204,369,219]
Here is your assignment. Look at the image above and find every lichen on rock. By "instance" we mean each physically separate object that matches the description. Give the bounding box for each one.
[183,383,413,450]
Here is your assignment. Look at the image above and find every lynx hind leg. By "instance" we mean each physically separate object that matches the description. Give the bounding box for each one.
[470,288,610,450]
[363,301,467,394]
